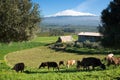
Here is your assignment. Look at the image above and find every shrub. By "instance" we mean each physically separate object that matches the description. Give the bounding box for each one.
[83,40,92,48]
[54,42,64,47]
[74,42,83,48]
[48,42,67,51]
[74,41,103,49]
[91,42,103,49]
[66,42,75,47]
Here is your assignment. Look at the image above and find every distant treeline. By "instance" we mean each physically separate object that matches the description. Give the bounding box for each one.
[38,24,98,36]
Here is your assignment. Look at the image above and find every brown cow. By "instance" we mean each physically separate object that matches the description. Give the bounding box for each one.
[12,63,25,72]
[66,60,76,68]
[107,57,120,66]
[80,57,106,70]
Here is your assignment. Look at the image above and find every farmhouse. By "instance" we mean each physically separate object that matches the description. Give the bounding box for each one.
[56,36,74,43]
[78,32,103,42]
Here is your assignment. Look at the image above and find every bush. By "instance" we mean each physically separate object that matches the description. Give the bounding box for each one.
[48,42,67,51]
[74,41,103,49]
[66,42,75,47]
[50,41,103,51]
[54,42,64,47]
[74,42,83,48]
[91,42,103,49]
[83,40,92,48]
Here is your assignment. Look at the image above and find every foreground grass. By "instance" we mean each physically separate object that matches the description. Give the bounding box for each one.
[1,36,120,80]
[0,68,120,80]
[1,61,120,80]
[5,46,120,80]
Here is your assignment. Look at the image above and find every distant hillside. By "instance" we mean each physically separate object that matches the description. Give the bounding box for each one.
[40,16,101,32]
[41,16,100,26]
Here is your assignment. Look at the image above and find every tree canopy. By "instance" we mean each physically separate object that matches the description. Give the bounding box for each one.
[49,28,64,36]
[99,0,120,47]
[0,0,41,43]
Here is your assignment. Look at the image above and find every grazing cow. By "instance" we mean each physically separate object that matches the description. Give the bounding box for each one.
[107,57,120,66]
[105,53,114,61]
[104,53,116,66]
[12,63,25,72]
[59,61,65,66]
[39,62,59,71]
[76,60,89,70]
[107,53,114,58]
[76,60,81,70]
[47,62,59,71]
[80,57,106,70]
[39,62,48,69]
[66,60,76,68]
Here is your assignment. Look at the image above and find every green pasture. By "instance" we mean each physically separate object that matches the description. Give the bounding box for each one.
[0,36,120,80]
[0,36,57,60]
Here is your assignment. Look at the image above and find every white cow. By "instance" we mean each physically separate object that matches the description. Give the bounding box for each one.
[105,53,114,66]
[107,53,114,59]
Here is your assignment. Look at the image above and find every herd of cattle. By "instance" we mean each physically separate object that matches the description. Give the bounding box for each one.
[12,53,120,72]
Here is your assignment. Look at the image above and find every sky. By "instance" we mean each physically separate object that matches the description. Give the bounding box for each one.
[32,0,111,17]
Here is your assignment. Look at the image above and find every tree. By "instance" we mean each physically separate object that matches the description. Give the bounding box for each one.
[99,0,120,47]
[63,28,75,33]
[49,28,64,36]
[0,0,41,43]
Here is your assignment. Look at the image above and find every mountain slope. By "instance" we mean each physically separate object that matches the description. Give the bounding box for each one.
[41,16,100,26]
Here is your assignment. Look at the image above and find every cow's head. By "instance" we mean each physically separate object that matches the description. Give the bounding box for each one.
[100,64,106,70]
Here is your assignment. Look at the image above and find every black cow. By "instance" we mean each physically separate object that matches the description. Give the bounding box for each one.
[47,62,59,71]
[12,63,25,72]
[39,62,48,68]
[76,60,81,70]
[59,61,65,66]
[39,62,59,71]
[80,57,106,70]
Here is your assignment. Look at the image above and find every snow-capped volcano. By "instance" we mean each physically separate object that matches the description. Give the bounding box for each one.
[45,9,96,17]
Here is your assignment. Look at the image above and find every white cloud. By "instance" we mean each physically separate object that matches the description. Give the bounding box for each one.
[45,9,96,17]
[45,0,101,17]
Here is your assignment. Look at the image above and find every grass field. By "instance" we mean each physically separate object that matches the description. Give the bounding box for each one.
[5,46,105,68]
[0,36,120,80]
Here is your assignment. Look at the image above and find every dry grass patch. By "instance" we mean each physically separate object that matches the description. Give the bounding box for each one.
[5,46,105,68]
